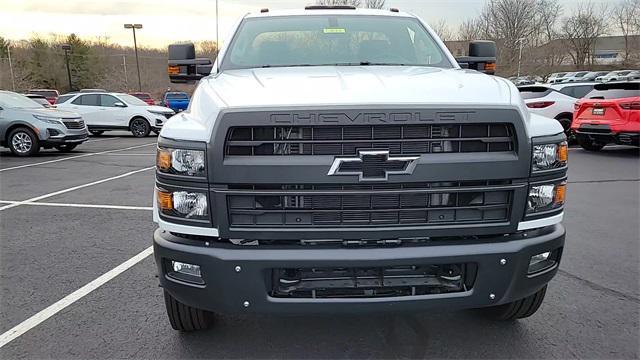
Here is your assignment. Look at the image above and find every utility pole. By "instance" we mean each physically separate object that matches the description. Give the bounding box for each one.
[124,23,143,92]
[122,54,128,91]
[516,37,526,78]
[7,41,16,91]
[61,44,72,91]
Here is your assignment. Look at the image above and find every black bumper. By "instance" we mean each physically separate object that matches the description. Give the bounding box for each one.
[575,125,640,146]
[154,224,565,314]
[41,134,89,146]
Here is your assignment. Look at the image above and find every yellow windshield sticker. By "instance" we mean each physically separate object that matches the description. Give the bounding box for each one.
[323,28,346,34]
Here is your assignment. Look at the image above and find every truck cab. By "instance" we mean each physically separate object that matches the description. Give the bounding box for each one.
[153,7,567,332]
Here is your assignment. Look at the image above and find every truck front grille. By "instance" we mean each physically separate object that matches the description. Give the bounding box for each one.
[226,123,515,156]
[227,181,513,228]
[271,263,476,299]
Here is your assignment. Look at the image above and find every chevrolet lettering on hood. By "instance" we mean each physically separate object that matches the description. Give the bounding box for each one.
[270,111,473,125]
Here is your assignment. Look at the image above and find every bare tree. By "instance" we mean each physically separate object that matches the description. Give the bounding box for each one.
[364,0,385,9]
[613,0,640,64]
[457,18,484,42]
[316,0,362,7]
[479,0,545,71]
[431,19,453,41]
[561,1,609,67]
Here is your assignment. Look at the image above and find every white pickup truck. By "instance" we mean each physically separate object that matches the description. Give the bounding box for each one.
[153,6,568,332]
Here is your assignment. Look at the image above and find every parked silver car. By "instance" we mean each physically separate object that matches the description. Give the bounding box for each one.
[0,90,89,156]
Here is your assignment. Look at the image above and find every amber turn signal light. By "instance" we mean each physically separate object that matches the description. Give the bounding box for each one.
[557,142,568,163]
[167,65,180,75]
[554,183,566,206]
[157,148,171,171]
[157,189,173,211]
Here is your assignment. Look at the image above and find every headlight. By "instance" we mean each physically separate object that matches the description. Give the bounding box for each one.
[157,147,205,177]
[527,181,566,214]
[532,142,568,172]
[157,188,208,220]
[33,114,63,125]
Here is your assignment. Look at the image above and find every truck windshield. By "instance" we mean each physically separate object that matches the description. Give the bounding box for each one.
[222,15,452,71]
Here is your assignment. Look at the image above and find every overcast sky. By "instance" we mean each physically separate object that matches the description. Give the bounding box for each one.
[0,0,614,48]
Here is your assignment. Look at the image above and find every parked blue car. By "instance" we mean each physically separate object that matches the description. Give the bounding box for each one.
[162,92,190,112]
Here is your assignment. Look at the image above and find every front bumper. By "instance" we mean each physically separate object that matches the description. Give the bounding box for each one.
[154,224,565,314]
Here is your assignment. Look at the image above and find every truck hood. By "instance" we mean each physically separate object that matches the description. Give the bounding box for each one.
[203,66,513,108]
[163,66,566,142]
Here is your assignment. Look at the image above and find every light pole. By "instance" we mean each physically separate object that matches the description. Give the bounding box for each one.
[516,37,526,78]
[61,44,72,91]
[6,41,16,91]
[124,23,143,92]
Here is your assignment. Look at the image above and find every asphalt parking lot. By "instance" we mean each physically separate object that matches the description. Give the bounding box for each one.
[0,134,638,359]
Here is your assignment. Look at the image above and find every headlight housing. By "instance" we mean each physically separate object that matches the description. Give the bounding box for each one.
[157,188,208,220]
[527,181,566,214]
[157,147,205,177]
[33,114,63,125]
[532,142,568,172]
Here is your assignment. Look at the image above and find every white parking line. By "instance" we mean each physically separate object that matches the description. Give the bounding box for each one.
[0,200,152,211]
[0,246,154,348]
[0,166,155,211]
[84,137,118,144]
[0,143,156,172]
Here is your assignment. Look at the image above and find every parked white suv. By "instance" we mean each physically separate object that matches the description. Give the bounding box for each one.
[518,82,595,138]
[56,92,174,137]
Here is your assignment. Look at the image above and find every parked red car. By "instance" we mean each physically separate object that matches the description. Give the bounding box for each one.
[27,89,59,105]
[129,92,156,105]
[572,81,639,151]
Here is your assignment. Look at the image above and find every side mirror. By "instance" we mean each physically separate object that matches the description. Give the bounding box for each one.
[455,40,497,75]
[168,43,213,83]
[114,102,126,107]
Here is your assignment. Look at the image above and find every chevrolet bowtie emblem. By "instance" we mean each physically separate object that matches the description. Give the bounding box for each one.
[328,150,419,182]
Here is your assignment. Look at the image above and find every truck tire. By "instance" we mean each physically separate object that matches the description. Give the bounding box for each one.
[482,285,547,320]
[130,117,151,138]
[8,127,40,156]
[577,135,606,151]
[163,290,211,331]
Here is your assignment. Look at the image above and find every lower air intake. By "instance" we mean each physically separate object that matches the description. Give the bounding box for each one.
[271,263,476,299]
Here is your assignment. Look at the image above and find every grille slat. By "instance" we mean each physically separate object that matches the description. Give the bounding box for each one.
[226,124,515,156]
[62,120,85,130]
[228,181,513,228]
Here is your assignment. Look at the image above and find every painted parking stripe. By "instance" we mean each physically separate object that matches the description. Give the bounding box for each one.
[0,166,155,211]
[83,137,119,143]
[0,143,156,172]
[0,200,152,211]
[0,246,154,348]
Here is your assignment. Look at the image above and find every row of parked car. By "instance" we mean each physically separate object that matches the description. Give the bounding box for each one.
[0,89,189,156]
[26,89,191,111]
[520,81,639,151]
[548,70,640,84]
[511,70,640,86]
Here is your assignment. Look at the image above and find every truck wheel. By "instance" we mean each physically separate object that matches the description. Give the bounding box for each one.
[130,118,151,138]
[8,127,40,156]
[577,136,606,151]
[482,285,547,320]
[163,290,211,331]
